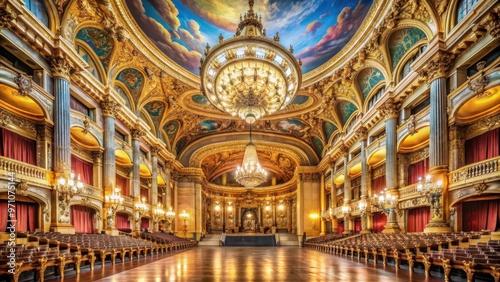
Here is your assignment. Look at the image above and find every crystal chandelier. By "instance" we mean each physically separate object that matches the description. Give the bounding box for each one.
[235,125,267,187]
[55,172,84,202]
[200,0,302,124]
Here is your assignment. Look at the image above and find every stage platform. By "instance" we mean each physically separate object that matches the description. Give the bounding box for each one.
[222,233,277,246]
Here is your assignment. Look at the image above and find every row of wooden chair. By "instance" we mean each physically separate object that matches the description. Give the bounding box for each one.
[304,231,500,282]
[0,231,198,282]
[142,232,199,250]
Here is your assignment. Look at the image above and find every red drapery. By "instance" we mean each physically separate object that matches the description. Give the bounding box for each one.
[140,188,149,201]
[1,128,36,165]
[1,200,39,232]
[373,212,387,233]
[115,212,130,229]
[70,205,95,233]
[71,155,93,185]
[407,206,431,232]
[354,220,361,234]
[0,201,7,231]
[337,223,344,235]
[465,128,500,165]
[141,217,150,230]
[116,174,130,197]
[371,176,386,195]
[408,158,429,185]
[462,200,499,232]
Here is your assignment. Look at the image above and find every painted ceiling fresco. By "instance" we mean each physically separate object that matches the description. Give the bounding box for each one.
[389,28,427,70]
[125,0,374,74]
[358,68,384,98]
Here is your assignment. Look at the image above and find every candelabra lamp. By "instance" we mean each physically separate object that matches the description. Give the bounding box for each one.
[417,175,452,233]
[370,190,401,233]
[357,200,371,234]
[54,171,84,208]
[153,203,166,232]
[180,210,188,238]
[165,207,176,233]
[134,197,149,232]
[104,187,124,230]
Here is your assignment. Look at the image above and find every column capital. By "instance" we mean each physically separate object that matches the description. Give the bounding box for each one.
[50,56,74,79]
[339,144,349,157]
[151,146,161,156]
[328,157,336,170]
[378,98,399,120]
[0,5,16,30]
[92,150,104,161]
[131,127,145,140]
[357,126,368,141]
[101,97,121,117]
[418,51,455,81]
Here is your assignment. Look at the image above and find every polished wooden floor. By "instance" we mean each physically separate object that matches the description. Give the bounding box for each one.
[43,246,452,282]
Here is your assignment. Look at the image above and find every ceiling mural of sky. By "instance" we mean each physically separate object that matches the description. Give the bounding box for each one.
[125,0,374,74]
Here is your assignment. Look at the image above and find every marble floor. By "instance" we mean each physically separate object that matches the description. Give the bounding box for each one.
[45,246,450,282]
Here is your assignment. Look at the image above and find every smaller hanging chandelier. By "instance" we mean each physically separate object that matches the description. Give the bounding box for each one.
[235,125,267,188]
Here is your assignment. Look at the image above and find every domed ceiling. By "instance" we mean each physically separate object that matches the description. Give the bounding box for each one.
[125,0,374,74]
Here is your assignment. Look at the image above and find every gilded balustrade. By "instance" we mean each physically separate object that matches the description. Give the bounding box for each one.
[449,156,500,186]
[0,156,49,184]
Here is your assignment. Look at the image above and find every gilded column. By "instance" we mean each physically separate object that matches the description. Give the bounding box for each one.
[36,124,52,169]
[92,150,103,191]
[164,166,172,208]
[151,146,159,207]
[358,127,370,234]
[419,51,454,233]
[449,125,464,171]
[379,98,398,192]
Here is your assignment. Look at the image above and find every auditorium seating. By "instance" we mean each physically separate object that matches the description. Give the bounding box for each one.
[0,231,197,282]
[142,232,199,250]
[304,231,500,282]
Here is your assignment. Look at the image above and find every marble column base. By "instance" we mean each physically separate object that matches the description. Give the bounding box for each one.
[424,221,452,234]
[382,222,401,234]
[106,228,120,236]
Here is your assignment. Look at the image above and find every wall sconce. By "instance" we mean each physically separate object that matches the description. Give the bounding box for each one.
[180,210,188,238]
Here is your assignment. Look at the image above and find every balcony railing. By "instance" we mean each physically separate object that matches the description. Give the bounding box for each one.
[0,156,48,183]
[398,183,419,199]
[449,156,500,184]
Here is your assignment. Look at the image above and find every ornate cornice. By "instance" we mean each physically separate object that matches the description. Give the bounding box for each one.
[378,98,398,120]
[101,97,121,117]
[0,4,16,30]
[130,127,145,140]
[418,51,455,81]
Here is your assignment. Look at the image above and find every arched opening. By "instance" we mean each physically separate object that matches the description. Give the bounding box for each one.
[70,205,96,234]
[0,194,39,232]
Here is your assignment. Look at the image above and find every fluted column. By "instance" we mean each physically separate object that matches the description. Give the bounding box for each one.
[131,127,144,234]
[101,97,120,191]
[164,167,172,208]
[379,98,398,192]
[36,124,52,169]
[378,98,401,233]
[342,150,352,235]
[92,150,103,191]
[419,51,454,233]
[151,147,159,207]
[49,57,74,232]
[131,127,144,200]
[320,173,326,236]
[329,160,338,234]
[358,127,370,234]
[449,125,464,171]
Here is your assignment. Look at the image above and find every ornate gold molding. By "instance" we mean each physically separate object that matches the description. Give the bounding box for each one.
[378,98,398,120]
[468,61,491,99]
[50,56,74,79]
[418,51,455,81]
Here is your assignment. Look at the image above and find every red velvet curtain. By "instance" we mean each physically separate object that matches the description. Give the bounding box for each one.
[463,200,499,232]
[465,128,500,165]
[371,176,386,195]
[141,217,150,230]
[116,212,130,229]
[140,188,149,201]
[71,155,93,185]
[354,220,361,234]
[0,201,8,231]
[1,128,36,165]
[373,212,387,233]
[116,174,130,197]
[337,223,344,235]
[407,206,431,232]
[70,205,95,233]
[16,202,38,232]
[408,158,429,185]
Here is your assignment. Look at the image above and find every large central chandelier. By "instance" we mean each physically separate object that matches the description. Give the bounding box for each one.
[235,125,267,187]
[200,0,302,124]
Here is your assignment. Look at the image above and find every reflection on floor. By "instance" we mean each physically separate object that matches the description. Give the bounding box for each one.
[46,246,449,282]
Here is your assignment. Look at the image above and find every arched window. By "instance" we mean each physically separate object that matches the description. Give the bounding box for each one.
[368,87,385,110]
[400,45,427,80]
[76,45,102,82]
[457,0,480,23]
[24,0,49,28]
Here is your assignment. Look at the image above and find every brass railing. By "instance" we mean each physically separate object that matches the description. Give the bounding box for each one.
[449,156,500,184]
[0,156,48,181]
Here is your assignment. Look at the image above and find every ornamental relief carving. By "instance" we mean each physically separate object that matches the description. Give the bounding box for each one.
[418,51,455,81]
[464,112,500,138]
[408,147,429,164]
[0,110,37,138]
[371,164,386,179]
[0,5,16,30]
